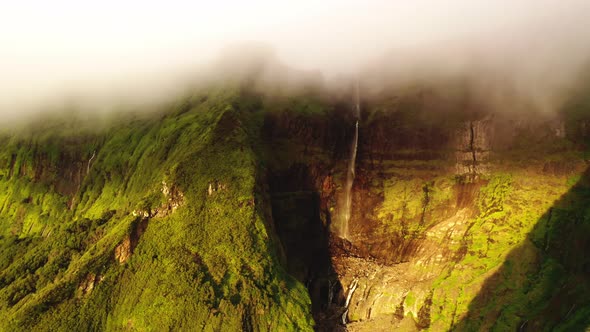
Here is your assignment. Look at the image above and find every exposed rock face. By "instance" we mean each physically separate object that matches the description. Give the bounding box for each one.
[263,106,350,156]
[31,139,99,197]
[114,236,132,263]
[133,181,185,218]
[454,117,493,176]
[331,111,590,330]
[333,208,473,329]
[120,180,184,265]
[542,160,576,176]
[266,100,590,331]
[78,273,104,297]
[0,136,102,214]
[157,181,184,217]
[114,217,150,265]
[206,181,227,197]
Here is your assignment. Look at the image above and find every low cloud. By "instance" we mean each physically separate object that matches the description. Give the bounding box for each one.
[1,0,589,122]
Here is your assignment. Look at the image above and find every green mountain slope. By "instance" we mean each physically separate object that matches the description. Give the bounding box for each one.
[0,89,313,331]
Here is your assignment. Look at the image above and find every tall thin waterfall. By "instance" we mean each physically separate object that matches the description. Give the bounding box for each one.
[341,82,360,239]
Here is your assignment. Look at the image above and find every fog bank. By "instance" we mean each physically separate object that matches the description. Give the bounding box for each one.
[1,0,590,120]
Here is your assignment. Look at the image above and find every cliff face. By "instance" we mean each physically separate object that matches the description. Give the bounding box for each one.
[335,111,589,331]
[0,87,589,331]
[261,89,590,331]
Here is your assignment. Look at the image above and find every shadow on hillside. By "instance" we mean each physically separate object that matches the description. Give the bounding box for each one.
[454,167,590,331]
[267,164,347,331]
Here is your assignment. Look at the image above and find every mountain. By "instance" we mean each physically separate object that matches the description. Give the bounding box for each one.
[1,80,590,331]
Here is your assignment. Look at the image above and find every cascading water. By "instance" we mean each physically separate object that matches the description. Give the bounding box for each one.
[342,278,359,324]
[340,81,360,239]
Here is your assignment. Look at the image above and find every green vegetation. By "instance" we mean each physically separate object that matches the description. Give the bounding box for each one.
[378,175,454,237]
[422,169,590,331]
[447,168,590,331]
[0,89,314,331]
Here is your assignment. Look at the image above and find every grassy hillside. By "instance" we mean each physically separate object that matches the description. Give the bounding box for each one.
[0,89,314,331]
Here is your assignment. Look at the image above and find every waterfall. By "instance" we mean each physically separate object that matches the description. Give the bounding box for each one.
[87,150,96,175]
[341,81,360,239]
[342,278,359,325]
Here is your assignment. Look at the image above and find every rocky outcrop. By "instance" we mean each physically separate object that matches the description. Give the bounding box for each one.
[77,273,104,297]
[123,182,182,264]
[114,236,132,263]
[333,208,473,328]
[114,215,148,266]
[157,181,184,217]
[207,181,227,196]
[132,181,185,219]
[454,117,493,177]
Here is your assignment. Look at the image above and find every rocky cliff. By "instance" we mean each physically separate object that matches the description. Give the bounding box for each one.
[260,88,590,331]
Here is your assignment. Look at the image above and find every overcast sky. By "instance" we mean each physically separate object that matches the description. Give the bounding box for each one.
[1,0,590,117]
